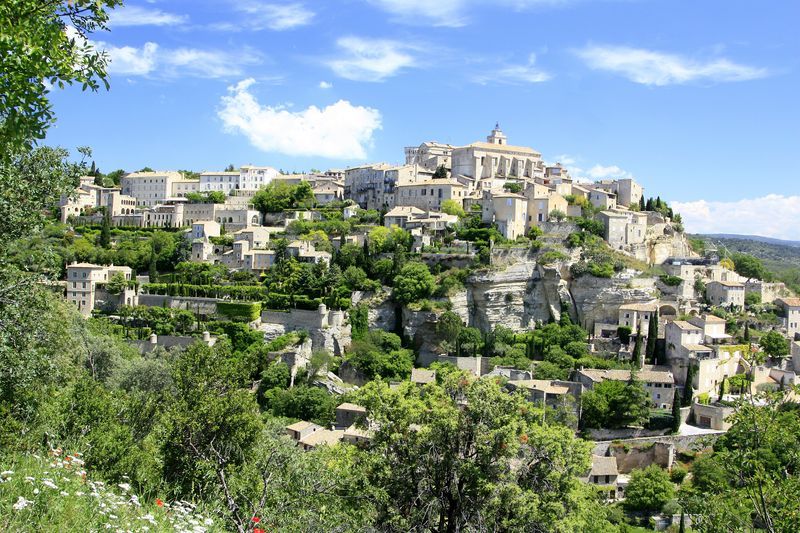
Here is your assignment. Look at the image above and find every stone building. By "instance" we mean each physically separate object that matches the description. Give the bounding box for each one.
[65,262,134,316]
[706,280,745,308]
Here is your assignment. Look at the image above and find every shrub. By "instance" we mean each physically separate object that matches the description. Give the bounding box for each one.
[217,302,262,322]
[660,275,683,287]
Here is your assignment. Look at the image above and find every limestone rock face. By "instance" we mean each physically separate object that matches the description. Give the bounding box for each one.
[569,272,657,328]
[311,322,351,357]
[468,261,538,332]
[402,307,443,360]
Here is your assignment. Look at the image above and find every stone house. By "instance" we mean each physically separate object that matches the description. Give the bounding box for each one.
[489,192,527,240]
[598,210,647,250]
[335,403,367,430]
[575,366,675,409]
[592,178,644,208]
[776,298,800,340]
[65,262,134,317]
[582,455,621,500]
[706,280,745,307]
[618,301,659,333]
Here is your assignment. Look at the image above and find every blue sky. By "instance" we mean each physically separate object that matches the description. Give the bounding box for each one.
[46,0,800,238]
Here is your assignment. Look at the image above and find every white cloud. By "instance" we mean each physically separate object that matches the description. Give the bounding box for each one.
[474,53,551,84]
[327,37,417,82]
[98,41,260,78]
[585,164,634,180]
[218,79,382,159]
[672,195,800,240]
[365,0,573,26]
[235,2,315,30]
[319,81,333,89]
[109,6,188,26]
[575,45,769,86]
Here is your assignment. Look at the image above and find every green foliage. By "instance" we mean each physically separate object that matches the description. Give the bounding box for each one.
[346,330,414,380]
[539,250,568,265]
[503,182,522,193]
[352,376,611,531]
[617,326,632,344]
[660,275,683,287]
[440,199,466,217]
[263,385,336,426]
[0,0,121,155]
[216,301,262,322]
[432,164,448,179]
[581,376,650,429]
[731,252,769,281]
[349,304,369,341]
[760,330,789,358]
[252,181,314,213]
[393,261,436,305]
[575,217,605,237]
[624,465,675,513]
[186,191,225,204]
[533,361,569,380]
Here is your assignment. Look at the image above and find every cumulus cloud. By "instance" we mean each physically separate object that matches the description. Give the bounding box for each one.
[473,53,551,84]
[108,5,188,26]
[672,195,800,240]
[575,45,769,86]
[217,79,382,159]
[96,41,260,78]
[365,0,572,26]
[319,81,333,89]
[585,164,634,180]
[327,37,418,82]
[235,2,315,30]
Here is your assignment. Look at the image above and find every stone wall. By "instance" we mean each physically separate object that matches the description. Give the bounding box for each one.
[137,294,220,315]
[416,354,491,376]
[592,432,722,456]
[607,441,674,473]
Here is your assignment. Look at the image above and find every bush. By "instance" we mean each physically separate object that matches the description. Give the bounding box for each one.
[217,301,262,322]
[539,250,568,265]
[660,275,683,287]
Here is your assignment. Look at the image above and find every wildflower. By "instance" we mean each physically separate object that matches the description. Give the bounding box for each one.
[33,489,40,495]
[13,496,32,511]
[25,476,35,482]
[254,528,265,533]
[42,479,58,490]
[252,516,261,523]
[204,518,213,526]
[76,491,85,496]
[156,498,164,507]
[60,491,70,497]
[118,483,131,492]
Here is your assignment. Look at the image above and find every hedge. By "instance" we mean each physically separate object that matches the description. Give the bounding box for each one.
[217,302,262,322]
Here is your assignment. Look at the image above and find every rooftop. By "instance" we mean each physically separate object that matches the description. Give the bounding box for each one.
[620,302,659,312]
[411,368,436,384]
[336,402,367,413]
[300,429,344,448]
[671,320,702,331]
[286,421,320,433]
[508,379,571,395]
[778,297,800,308]
[588,455,619,477]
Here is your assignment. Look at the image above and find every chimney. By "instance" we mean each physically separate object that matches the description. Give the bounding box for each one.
[149,333,157,344]
[202,331,211,343]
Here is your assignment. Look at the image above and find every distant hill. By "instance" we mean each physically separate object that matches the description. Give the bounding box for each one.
[693,234,800,272]
[704,234,800,248]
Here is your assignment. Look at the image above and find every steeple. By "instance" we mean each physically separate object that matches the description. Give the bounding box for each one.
[487,123,507,145]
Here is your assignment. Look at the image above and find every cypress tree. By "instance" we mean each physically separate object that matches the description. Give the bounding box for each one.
[646,311,658,363]
[645,198,654,211]
[638,195,646,211]
[682,363,695,406]
[632,326,643,368]
[743,321,750,342]
[99,210,111,248]
[671,389,682,434]
[679,510,686,533]
[718,377,726,400]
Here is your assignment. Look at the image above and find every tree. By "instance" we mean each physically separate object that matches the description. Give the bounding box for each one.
[105,272,127,295]
[624,465,675,513]
[731,253,768,281]
[224,164,236,172]
[581,376,650,429]
[683,363,696,406]
[252,181,314,214]
[436,311,464,355]
[743,321,750,342]
[432,164,447,179]
[440,199,465,218]
[638,195,646,211]
[632,326,643,368]
[671,389,682,433]
[0,0,121,155]
[393,261,435,305]
[99,211,112,248]
[353,376,611,531]
[759,330,789,358]
[646,311,658,363]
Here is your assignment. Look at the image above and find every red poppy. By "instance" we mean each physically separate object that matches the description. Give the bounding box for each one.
[156,498,164,507]
[252,517,261,523]
[254,528,265,533]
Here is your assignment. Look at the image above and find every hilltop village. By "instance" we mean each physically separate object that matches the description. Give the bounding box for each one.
[12,126,800,529]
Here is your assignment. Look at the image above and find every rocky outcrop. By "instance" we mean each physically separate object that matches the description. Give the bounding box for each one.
[468,260,538,332]
[569,272,657,328]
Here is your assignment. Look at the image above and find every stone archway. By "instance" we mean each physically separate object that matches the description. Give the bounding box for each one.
[659,304,677,318]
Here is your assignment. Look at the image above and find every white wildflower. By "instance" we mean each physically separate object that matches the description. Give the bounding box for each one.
[117,483,131,492]
[13,496,32,511]
[60,491,69,496]
[33,488,40,495]
[204,518,214,526]
[42,479,58,490]
[76,491,85,496]
[25,476,35,482]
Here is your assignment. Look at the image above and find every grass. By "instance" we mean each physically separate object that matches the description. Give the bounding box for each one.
[0,450,223,532]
